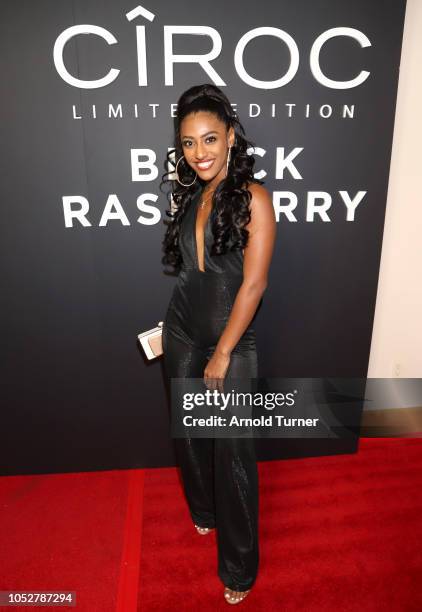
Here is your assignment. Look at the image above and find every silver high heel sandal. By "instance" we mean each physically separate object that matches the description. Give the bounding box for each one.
[194,524,214,535]
[224,587,251,604]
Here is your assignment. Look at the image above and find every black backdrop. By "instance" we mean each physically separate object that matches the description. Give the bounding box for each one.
[1,0,407,474]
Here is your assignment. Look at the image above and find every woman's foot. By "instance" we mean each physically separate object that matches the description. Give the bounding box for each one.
[194,524,214,535]
[224,587,251,604]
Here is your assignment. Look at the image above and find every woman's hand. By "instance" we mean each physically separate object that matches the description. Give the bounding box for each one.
[204,349,231,392]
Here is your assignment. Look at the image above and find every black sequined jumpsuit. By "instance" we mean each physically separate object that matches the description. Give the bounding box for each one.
[162,184,259,592]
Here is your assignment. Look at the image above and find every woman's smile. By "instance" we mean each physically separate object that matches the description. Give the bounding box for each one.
[196,158,215,171]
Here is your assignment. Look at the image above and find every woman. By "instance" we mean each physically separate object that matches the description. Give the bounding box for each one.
[161,83,276,604]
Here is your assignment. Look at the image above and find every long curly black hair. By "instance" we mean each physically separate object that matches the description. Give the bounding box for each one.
[160,83,264,271]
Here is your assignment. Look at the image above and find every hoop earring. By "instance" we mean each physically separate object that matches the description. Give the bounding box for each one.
[175,155,197,187]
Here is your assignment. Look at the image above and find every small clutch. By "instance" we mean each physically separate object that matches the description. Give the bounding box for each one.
[138,321,164,360]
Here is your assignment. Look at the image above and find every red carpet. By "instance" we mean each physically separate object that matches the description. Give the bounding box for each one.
[1,438,421,611]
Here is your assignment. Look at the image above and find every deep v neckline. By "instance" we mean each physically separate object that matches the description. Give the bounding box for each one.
[193,193,213,274]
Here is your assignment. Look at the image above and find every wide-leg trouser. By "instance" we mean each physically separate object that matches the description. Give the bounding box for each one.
[162,326,259,592]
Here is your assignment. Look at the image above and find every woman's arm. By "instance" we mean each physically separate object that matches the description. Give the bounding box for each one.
[204,183,277,386]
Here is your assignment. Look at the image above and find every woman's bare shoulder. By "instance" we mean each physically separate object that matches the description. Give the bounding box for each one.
[243,183,273,217]
[242,181,271,201]
[238,182,275,239]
